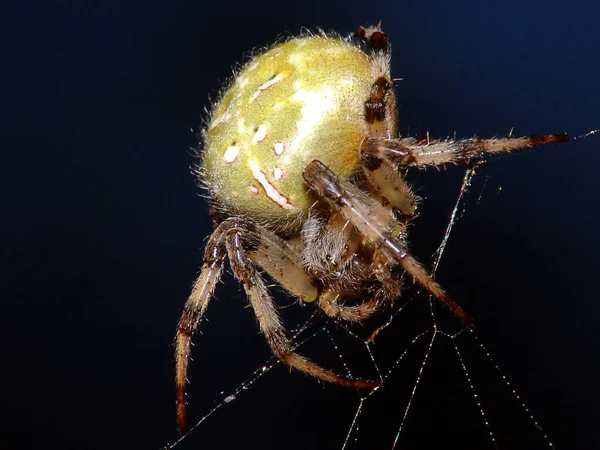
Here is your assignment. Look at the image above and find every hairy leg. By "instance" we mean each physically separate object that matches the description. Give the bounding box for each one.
[361,133,568,168]
[176,218,378,432]
[248,222,384,322]
[362,157,418,215]
[225,228,378,388]
[303,160,471,325]
[175,219,235,433]
[317,288,383,322]
[247,225,318,303]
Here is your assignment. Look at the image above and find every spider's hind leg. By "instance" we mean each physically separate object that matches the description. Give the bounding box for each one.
[224,225,378,389]
[175,219,234,433]
[176,218,378,433]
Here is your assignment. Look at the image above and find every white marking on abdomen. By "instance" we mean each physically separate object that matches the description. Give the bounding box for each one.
[209,109,232,131]
[249,73,284,103]
[251,124,268,143]
[249,160,294,210]
[273,142,286,155]
[223,145,240,163]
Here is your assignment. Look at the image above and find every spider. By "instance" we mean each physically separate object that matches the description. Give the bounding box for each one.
[174,24,568,432]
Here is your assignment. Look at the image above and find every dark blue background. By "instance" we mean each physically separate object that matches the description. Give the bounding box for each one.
[2,1,599,449]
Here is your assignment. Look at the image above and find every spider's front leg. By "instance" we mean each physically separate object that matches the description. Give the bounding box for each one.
[303,160,471,325]
[361,133,569,168]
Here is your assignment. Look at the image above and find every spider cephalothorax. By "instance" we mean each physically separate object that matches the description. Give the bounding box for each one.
[175,24,567,432]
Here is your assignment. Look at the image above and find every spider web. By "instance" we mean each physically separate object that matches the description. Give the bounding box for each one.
[163,166,556,450]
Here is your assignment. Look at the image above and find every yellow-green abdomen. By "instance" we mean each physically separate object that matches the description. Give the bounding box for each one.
[202,35,373,230]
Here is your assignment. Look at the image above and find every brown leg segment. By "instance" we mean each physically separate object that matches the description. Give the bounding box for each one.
[225,229,379,388]
[362,134,568,167]
[362,157,418,215]
[175,220,234,433]
[245,223,382,321]
[303,160,471,326]
[247,226,318,303]
[176,218,378,433]
[318,288,382,322]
